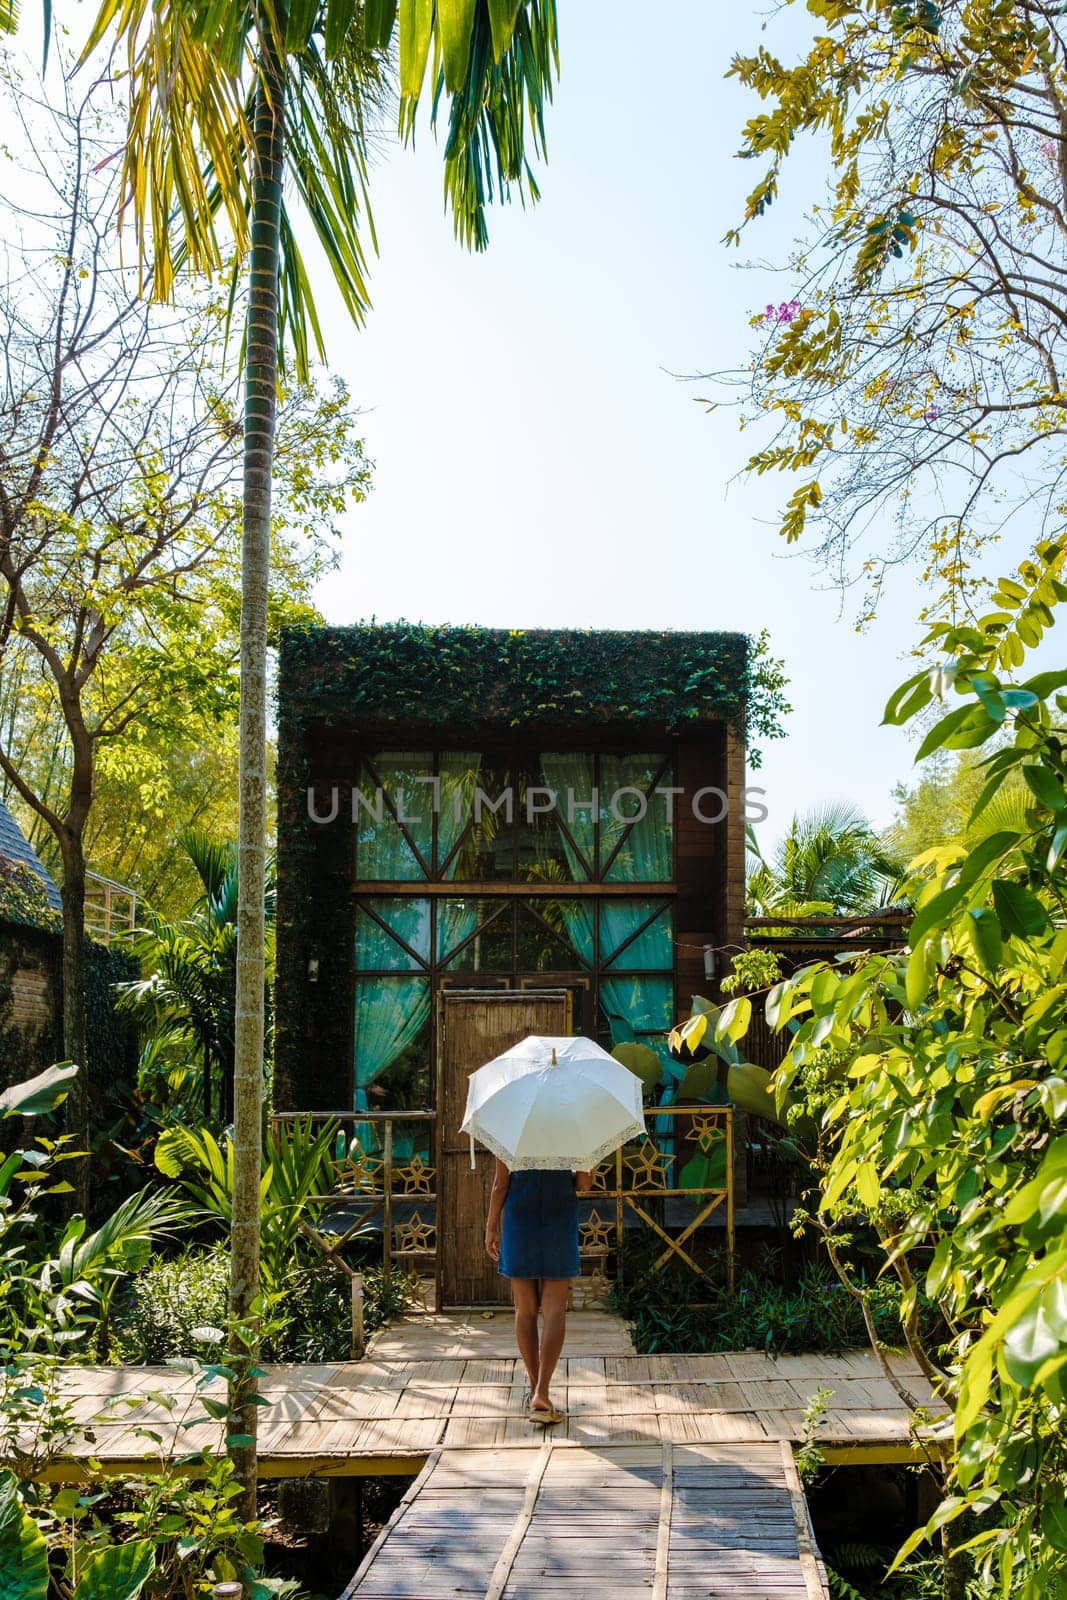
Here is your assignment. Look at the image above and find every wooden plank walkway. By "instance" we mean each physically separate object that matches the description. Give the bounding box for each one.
[37,1309,948,1481]
[342,1440,830,1600]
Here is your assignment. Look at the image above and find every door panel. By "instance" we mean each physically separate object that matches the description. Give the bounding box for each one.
[437,989,569,1306]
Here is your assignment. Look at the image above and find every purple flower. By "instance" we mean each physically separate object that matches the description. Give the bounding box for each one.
[757,299,802,326]
[924,404,940,422]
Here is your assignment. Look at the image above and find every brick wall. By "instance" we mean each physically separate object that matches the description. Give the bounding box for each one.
[0,919,62,1094]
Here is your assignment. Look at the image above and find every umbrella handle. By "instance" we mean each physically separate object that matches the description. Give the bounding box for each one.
[469,1132,476,1171]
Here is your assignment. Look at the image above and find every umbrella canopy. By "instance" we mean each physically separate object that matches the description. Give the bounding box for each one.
[460,1034,646,1171]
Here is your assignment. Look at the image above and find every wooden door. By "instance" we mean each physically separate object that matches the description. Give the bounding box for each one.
[437,989,569,1307]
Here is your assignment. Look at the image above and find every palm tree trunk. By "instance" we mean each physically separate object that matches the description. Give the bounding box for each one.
[229,17,285,1520]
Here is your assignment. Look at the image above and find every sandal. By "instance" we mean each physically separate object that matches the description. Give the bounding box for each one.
[528,1405,565,1425]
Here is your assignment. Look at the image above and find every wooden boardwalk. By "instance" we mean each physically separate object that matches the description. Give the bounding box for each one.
[40,1309,947,1483]
[342,1440,829,1600]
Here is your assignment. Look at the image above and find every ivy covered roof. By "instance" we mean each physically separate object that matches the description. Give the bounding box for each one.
[0,798,62,914]
[278,622,789,754]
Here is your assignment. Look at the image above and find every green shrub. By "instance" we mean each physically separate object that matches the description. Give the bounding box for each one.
[115,1246,230,1363]
[117,1246,416,1363]
[612,1260,938,1357]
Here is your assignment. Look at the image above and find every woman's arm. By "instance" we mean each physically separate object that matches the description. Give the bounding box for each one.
[485,1158,510,1262]
[575,1169,592,1194]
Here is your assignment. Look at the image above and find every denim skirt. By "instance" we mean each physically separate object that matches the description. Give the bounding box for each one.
[499,1169,580,1281]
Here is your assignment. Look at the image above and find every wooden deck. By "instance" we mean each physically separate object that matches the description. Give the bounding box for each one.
[342,1440,829,1600]
[39,1309,948,1484]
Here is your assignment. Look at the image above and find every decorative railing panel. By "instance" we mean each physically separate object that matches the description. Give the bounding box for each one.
[271,1104,734,1294]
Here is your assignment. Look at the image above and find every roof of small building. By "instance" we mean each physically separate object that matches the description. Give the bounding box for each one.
[278,622,756,738]
[0,798,63,911]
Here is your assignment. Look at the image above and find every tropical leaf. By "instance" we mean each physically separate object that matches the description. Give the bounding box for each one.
[0,1062,79,1119]
[74,1539,156,1600]
[0,1470,48,1600]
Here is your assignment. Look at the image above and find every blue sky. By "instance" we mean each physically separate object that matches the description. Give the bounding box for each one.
[303,1,934,839]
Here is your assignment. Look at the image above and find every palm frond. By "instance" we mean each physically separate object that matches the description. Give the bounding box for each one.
[58,1185,196,1288]
[85,0,254,297]
[176,828,237,909]
[434,0,558,250]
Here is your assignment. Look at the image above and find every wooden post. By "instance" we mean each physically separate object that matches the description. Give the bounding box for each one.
[383,1119,393,1274]
[351,1271,365,1360]
[726,1107,736,1293]
[615,1144,624,1276]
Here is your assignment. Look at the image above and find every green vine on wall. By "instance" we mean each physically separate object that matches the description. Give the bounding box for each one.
[0,858,61,932]
[276,622,790,764]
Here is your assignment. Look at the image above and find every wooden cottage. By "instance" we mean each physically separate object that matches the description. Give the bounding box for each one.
[274,624,754,1303]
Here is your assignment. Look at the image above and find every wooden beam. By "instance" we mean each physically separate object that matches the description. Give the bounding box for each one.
[352,880,678,896]
[484,1440,553,1600]
[652,1440,672,1600]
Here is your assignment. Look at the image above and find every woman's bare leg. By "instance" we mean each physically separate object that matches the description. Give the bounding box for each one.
[532,1278,569,1413]
[511,1278,540,1397]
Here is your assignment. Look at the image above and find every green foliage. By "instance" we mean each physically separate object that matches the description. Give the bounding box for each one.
[720,948,784,998]
[611,1042,662,1097]
[0,859,60,934]
[747,803,906,916]
[115,831,276,1123]
[153,1116,350,1295]
[0,1469,48,1600]
[0,1061,78,1119]
[723,0,1067,616]
[114,1246,230,1364]
[613,1261,915,1357]
[75,1540,156,1600]
[767,540,1067,1599]
[0,1064,195,1368]
[0,1068,312,1600]
[884,749,1032,865]
[278,621,789,759]
[116,1244,414,1364]
[795,1384,833,1484]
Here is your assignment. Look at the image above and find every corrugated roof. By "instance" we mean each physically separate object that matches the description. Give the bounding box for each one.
[0,798,63,910]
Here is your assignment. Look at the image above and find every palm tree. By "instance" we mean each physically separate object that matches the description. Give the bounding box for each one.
[747,802,907,918]
[115,831,277,1125]
[66,0,561,1513]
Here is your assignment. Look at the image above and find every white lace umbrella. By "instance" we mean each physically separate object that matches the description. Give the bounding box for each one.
[460,1034,645,1171]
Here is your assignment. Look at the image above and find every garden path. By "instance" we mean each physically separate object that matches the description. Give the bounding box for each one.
[340,1438,829,1600]
[44,1307,947,1481]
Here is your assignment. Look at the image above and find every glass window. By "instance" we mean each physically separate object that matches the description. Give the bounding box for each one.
[355,752,433,880]
[353,974,432,1116]
[538,754,595,880]
[442,758,514,879]
[600,972,673,1035]
[600,754,672,881]
[437,751,484,874]
[516,903,585,972]
[440,900,513,971]
[355,898,431,970]
[600,901,673,969]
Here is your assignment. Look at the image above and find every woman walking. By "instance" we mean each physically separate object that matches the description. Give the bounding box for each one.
[485,1159,590,1424]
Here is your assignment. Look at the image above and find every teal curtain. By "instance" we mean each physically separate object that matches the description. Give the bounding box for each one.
[356,752,433,879]
[540,752,595,963]
[600,899,672,969]
[599,753,672,882]
[355,898,431,969]
[352,974,430,1151]
[353,894,433,1149]
[437,755,481,957]
[541,752,677,1115]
